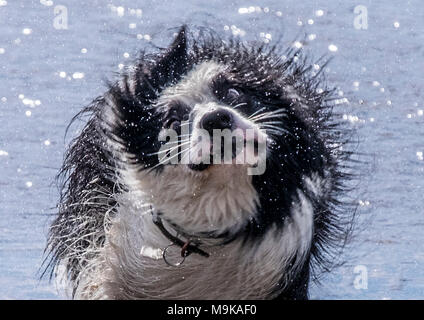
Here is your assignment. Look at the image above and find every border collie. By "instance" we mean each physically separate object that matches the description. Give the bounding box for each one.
[43,26,355,299]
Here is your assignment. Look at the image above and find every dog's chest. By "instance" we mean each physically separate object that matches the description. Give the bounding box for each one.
[100,201,289,299]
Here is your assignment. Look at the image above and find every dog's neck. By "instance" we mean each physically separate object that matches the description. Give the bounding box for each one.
[151,204,253,266]
[121,164,260,236]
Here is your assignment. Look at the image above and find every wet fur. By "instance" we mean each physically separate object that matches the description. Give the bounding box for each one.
[43,27,356,299]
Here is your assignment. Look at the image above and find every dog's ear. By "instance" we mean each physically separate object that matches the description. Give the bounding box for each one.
[151,26,188,89]
[133,26,188,102]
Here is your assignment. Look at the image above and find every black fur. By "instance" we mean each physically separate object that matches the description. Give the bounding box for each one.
[43,26,356,299]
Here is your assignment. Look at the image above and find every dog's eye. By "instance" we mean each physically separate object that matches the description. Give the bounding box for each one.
[169,119,181,130]
[226,88,240,100]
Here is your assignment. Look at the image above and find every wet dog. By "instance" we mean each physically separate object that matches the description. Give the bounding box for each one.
[44,27,355,299]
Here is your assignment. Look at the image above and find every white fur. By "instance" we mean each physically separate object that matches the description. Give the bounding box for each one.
[303,172,331,199]
[156,61,226,108]
[122,164,259,236]
[74,187,314,299]
[291,190,314,256]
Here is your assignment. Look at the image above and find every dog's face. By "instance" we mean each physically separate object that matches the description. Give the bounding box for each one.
[156,60,269,175]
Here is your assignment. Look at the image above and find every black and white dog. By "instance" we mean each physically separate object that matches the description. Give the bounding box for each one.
[44,27,355,299]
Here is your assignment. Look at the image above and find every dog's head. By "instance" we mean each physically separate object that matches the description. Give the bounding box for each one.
[103,27,335,237]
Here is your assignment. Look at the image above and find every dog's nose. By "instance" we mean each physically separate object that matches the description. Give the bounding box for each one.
[200,109,234,134]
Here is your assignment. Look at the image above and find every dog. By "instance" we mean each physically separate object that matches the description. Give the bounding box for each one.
[43,26,355,299]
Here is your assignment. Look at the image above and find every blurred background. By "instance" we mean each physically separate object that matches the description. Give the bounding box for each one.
[0,0,423,299]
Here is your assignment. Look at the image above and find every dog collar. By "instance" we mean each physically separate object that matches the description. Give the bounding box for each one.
[151,208,247,267]
[152,214,210,265]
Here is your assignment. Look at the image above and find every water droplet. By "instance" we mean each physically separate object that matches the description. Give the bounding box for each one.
[328,44,338,52]
[22,28,32,35]
[293,41,303,49]
[315,9,324,17]
[238,7,248,14]
[72,72,85,79]
[40,0,53,6]
[116,6,125,17]
[23,98,36,107]
[308,34,316,41]
[230,25,246,37]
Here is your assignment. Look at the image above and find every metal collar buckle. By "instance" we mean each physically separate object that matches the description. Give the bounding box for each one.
[152,214,210,267]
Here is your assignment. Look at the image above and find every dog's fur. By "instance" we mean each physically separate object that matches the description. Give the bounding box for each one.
[43,27,355,299]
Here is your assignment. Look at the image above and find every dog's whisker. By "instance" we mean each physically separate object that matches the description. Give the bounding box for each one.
[257,120,285,126]
[232,102,247,110]
[250,110,287,121]
[149,140,192,156]
[259,123,290,134]
[248,106,267,119]
[151,148,189,170]
[250,109,286,122]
